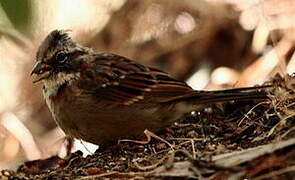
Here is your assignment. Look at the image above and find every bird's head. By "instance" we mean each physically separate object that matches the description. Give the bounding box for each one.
[31,30,91,83]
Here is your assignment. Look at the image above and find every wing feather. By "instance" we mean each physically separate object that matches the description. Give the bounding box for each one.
[79,53,194,105]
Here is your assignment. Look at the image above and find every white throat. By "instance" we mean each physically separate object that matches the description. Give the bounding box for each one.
[43,72,80,97]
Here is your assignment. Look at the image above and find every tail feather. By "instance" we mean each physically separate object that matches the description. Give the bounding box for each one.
[166,85,271,104]
[195,84,272,94]
[190,91,269,104]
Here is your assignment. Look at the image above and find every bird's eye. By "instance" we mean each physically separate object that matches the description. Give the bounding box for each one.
[55,51,68,63]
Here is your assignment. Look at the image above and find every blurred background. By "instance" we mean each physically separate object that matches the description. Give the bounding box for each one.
[0,0,295,169]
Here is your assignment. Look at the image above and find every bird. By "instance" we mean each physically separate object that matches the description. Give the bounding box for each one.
[31,30,270,147]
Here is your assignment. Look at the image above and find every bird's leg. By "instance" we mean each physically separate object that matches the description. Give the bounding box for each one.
[65,136,74,156]
[119,129,174,150]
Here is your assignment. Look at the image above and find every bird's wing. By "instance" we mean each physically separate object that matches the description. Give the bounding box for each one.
[79,53,194,105]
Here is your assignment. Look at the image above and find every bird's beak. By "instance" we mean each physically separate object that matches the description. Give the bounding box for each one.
[31,60,43,75]
[31,60,51,83]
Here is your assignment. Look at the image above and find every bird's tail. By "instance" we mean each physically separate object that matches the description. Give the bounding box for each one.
[173,85,271,104]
